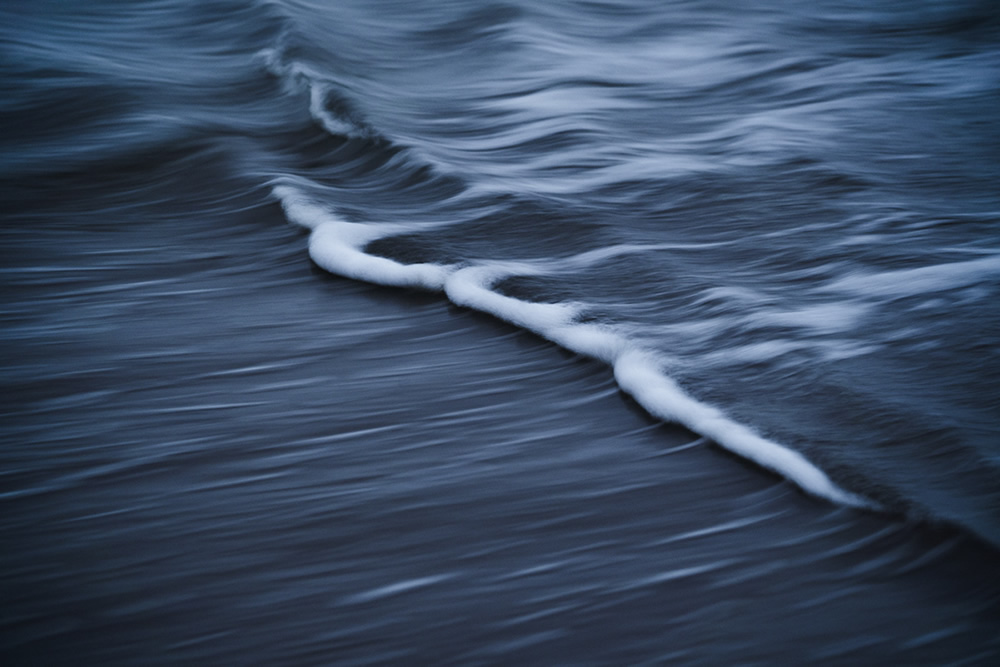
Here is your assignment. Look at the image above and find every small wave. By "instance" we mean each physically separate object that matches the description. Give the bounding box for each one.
[273,185,874,510]
[259,48,372,140]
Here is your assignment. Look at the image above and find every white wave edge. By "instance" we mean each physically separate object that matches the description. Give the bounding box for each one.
[274,186,873,510]
[259,49,371,140]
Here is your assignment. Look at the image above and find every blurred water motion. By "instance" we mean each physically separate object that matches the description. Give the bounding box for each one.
[2,0,999,663]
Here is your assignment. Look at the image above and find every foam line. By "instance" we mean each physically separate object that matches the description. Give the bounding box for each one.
[613,351,870,507]
[272,186,875,509]
[445,266,582,332]
[274,185,450,289]
[310,223,450,290]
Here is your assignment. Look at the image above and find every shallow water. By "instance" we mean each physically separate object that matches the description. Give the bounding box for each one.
[2,0,999,663]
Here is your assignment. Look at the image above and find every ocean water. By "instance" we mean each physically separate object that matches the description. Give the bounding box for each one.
[2,0,999,663]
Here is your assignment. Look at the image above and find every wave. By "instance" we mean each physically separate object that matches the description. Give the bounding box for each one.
[273,184,874,509]
[821,254,1000,299]
[259,48,373,141]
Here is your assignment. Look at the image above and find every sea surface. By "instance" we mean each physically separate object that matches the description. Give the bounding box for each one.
[2,0,999,663]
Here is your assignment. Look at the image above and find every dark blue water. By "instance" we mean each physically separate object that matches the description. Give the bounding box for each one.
[2,0,999,663]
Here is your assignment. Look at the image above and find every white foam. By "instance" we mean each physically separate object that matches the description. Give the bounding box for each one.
[274,185,372,233]
[272,186,874,509]
[259,49,371,140]
[549,322,630,364]
[445,266,580,331]
[614,350,871,508]
[699,340,808,365]
[753,302,872,335]
[445,266,630,363]
[822,255,1000,299]
[307,82,370,139]
[310,223,450,290]
[274,185,450,289]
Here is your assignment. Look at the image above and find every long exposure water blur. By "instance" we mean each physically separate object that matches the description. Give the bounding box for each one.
[2,0,999,663]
